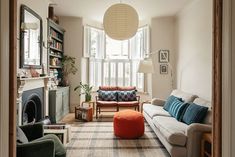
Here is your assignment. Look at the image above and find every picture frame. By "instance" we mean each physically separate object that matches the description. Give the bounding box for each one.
[160,64,168,74]
[159,50,169,63]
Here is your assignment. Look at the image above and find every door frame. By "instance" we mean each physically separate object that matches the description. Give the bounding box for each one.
[212,0,222,157]
[7,0,223,157]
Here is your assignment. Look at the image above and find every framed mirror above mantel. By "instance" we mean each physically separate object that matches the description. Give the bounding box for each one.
[20,5,43,69]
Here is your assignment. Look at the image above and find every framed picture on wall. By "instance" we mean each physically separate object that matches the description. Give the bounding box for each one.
[160,64,168,74]
[159,50,169,63]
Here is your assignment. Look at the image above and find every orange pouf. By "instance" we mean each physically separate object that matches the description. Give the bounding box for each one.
[113,110,145,139]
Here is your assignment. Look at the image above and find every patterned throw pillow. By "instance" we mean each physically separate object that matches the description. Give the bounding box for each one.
[182,103,208,125]
[117,90,137,101]
[163,95,183,111]
[98,90,117,101]
[168,99,189,121]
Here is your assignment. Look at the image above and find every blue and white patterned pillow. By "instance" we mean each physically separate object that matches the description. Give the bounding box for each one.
[117,90,137,101]
[98,90,117,101]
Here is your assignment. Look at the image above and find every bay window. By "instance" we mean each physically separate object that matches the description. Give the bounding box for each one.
[84,25,149,91]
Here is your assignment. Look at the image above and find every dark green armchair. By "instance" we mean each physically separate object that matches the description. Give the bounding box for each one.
[17,123,66,157]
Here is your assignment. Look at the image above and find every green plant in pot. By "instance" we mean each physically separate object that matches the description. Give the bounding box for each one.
[74,82,93,102]
[61,55,78,86]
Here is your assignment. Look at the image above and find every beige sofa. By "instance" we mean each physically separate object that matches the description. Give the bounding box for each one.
[143,89,212,157]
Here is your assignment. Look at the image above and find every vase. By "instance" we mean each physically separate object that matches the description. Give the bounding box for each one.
[85,94,91,102]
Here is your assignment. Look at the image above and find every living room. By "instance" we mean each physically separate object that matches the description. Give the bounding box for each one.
[0,0,234,157]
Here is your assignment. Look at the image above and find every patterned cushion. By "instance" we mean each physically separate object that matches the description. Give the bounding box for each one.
[182,102,208,125]
[117,90,137,101]
[163,95,183,111]
[168,99,189,121]
[98,90,117,101]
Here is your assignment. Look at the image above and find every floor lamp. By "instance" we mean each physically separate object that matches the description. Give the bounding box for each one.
[137,58,154,94]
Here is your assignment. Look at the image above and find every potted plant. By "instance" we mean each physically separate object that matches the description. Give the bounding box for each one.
[61,55,78,86]
[74,82,93,102]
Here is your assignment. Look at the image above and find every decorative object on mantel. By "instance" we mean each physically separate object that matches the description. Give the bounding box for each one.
[103,3,139,40]
[61,55,78,86]
[159,49,169,63]
[74,82,93,102]
[29,66,40,77]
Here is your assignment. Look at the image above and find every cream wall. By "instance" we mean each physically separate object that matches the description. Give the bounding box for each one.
[151,17,176,99]
[175,0,212,100]
[59,16,83,112]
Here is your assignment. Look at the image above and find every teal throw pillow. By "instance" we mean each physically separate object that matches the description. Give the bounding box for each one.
[182,103,208,125]
[168,99,189,121]
[163,95,182,111]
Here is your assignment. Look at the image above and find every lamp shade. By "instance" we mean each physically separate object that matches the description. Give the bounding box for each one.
[103,3,139,40]
[138,59,154,73]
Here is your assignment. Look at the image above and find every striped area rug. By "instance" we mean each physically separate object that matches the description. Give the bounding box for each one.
[66,117,170,157]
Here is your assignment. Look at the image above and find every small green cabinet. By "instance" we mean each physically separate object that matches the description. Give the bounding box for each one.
[49,86,70,123]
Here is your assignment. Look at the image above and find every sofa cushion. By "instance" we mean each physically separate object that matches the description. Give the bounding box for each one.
[117,90,137,101]
[153,116,188,146]
[118,101,139,107]
[182,102,208,125]
[143,104,171,118]
[171,89,198,102]
[117,86,136,91]
[168,99,189,121]
[98,90,117,101]
[99,86,118,91]
[193,98,212,124]
[96,101,118,107]
[163,95,183,111]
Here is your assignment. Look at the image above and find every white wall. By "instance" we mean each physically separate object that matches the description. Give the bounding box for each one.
[151,17,176,99]
[175,0,212,100]
[59,17,83,112]
[0,0,9,156]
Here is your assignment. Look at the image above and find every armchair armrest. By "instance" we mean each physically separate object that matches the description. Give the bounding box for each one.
[186,123,212,157]
[151,98,166,106]
[17,139,55,157]
[20,122,44,141]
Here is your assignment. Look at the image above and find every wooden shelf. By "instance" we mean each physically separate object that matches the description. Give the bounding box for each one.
[51,36,63,42]
[49,65,62,69]
[49,53,62,58]
[50,46,63,52]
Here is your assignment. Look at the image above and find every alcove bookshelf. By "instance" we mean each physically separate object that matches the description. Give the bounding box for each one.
[47,19,65,85]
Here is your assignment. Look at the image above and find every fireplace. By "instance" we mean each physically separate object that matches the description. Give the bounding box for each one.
[22,87,44,125]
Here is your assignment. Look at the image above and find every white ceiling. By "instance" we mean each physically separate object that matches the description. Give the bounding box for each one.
[50,0,192,22]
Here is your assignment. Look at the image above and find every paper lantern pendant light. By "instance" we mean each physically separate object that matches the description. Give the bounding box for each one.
[103,3,139,40]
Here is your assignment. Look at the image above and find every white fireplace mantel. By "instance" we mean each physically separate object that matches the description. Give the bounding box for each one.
[17,76,50,125]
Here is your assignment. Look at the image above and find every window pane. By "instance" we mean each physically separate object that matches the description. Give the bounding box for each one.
[124,63,130,86]
[103,62,109,86]
[106,36,128,59]
[117,63,124,86]
[110,62,116,86]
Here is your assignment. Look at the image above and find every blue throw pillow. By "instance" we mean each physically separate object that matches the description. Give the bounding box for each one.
[182,103,208,125]
[163,95,182,111]
[168,99,189,121]
[117,90,137,101]
[98,90,117,101]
